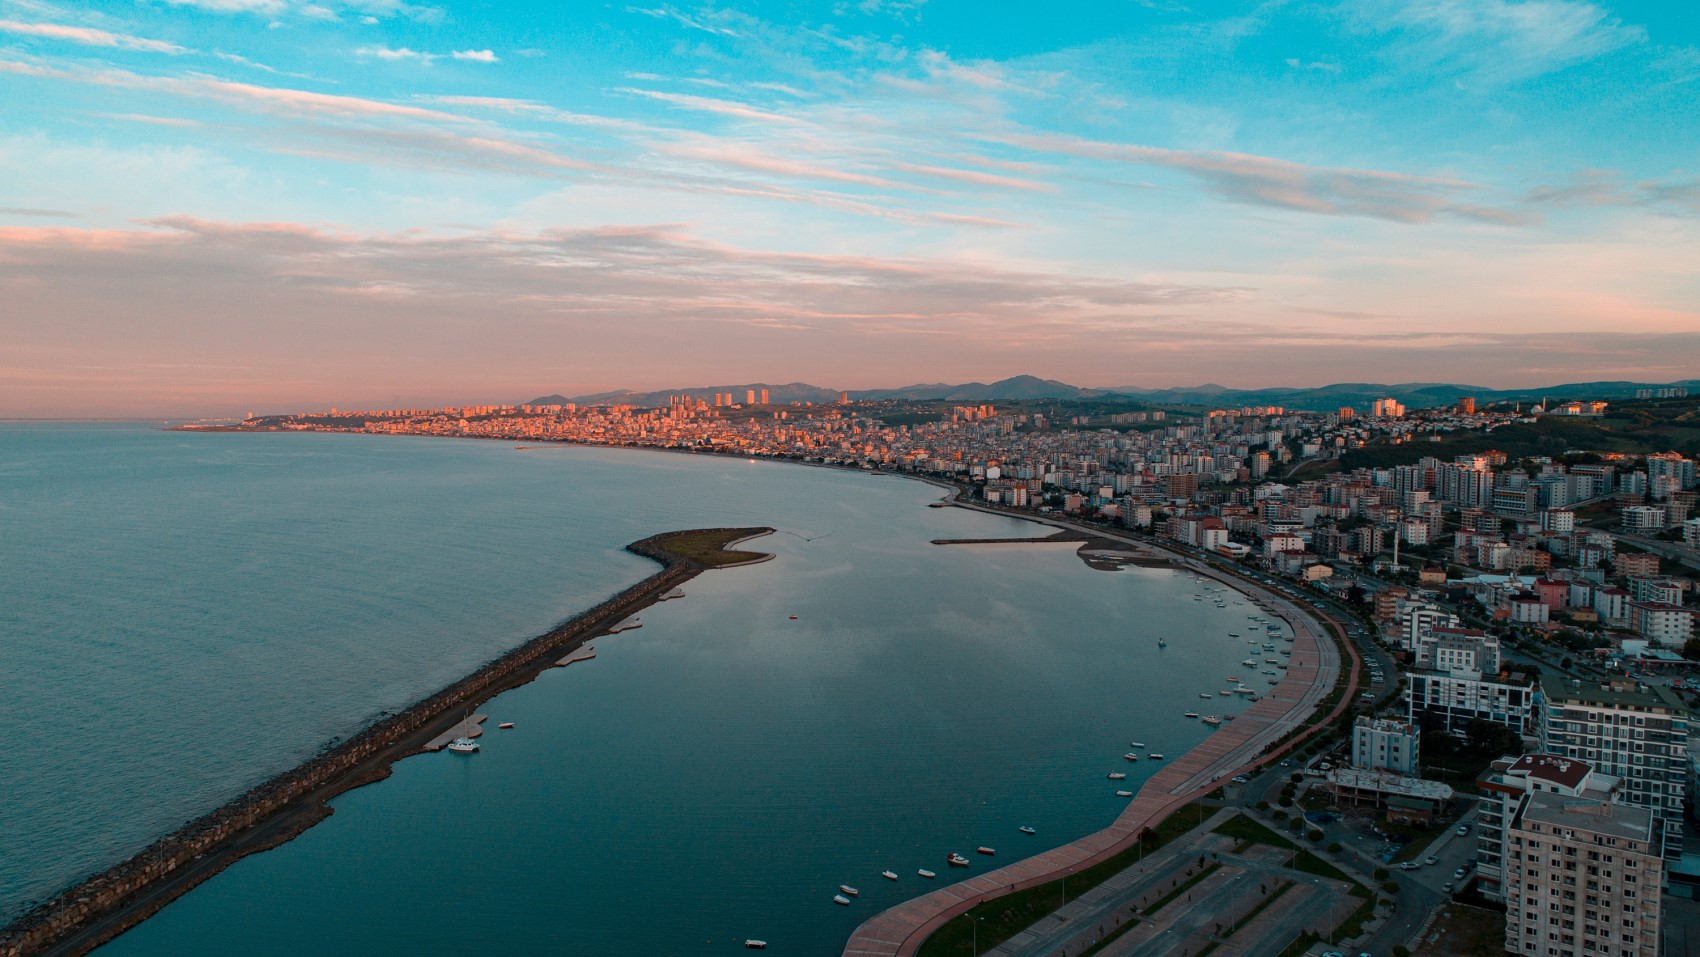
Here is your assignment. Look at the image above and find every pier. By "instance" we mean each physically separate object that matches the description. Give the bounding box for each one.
[842,533,1359,957]
[421,714,487,752]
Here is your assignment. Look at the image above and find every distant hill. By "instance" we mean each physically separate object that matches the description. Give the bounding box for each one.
[528,382,841,408]
[528,376,1699,411]
[850,375,1101,402]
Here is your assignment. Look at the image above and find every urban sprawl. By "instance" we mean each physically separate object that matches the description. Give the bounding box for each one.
[232,388,1700,956]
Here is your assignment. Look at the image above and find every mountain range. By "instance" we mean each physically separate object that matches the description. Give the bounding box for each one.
[529,375,1700,412]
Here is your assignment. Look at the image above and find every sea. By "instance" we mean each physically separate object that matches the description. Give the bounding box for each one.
[0,423,1286,956]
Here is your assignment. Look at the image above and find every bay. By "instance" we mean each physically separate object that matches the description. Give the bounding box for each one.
[0,424,1282,955]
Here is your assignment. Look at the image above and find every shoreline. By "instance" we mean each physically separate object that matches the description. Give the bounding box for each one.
[0,527,774,957]
[843,513,1361,957]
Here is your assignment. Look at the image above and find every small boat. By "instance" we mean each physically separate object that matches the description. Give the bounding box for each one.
[1115,790,1133,797]
[882,870,898,881]
[1228,632,1239,637]
[1129,742,1145,748]
[1158,639,1167,647]
[1149,753,1165,759]
[976,847,995,856]
[1226,676,1240,683]
[1201,715,1222,726]
[1184,712,1199,719]
[918,868,937,879]
[447,737,479,753]
[839,885,859,897]
[833,895,851,906]
[1123,752,1140,761]
[1200,693,1213,699]
[947,853,970,867]
[498,722,514,729]
[745,941,767,950]
[1223,713,1237,721]
[1219,690,1232,696]
[789,615,798,620]
[1019,826,1036,835]
[1108,772,1126,780]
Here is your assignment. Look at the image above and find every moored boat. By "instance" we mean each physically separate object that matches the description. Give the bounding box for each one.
[919,868,937,878]
[446,736,479,753]
[947,853,970,867]
[882,870,898,881]
[1115,790,1133,797]
[498,722,514,729]
[839,885,859,897]
[1184,712,1199,718]
[833,895,851,906]
[1123,752,1140,761]
[976,847,995,856]
[1019,826,1036,834]
[1149,753,1164,759]
[1108,772,1126,780]
[745,941,767,950]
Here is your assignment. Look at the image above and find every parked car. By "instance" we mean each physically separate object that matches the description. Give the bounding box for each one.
[1456,824,1470,836]
[1442,882,1455,893]
[1425,855,1439,865]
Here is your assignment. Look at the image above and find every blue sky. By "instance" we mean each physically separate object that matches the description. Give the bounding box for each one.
[1,0,1697,415]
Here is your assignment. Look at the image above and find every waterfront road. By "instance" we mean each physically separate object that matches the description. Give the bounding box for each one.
[841,508,1361,957]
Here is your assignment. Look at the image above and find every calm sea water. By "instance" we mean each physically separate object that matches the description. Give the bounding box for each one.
[0,424,1284,956]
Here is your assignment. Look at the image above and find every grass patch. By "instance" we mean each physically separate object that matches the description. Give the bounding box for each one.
[916,802,1215,957]
[1076,915,1143,957]
[648,527,772,566]
[1278,930,1322,957]
[1221,880,1293,937]
[1210,814,1352,883]
[1330,889,1377,943]
[1143,862,1221,916]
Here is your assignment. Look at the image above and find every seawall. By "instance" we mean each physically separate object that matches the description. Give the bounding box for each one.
[0,527,772,957]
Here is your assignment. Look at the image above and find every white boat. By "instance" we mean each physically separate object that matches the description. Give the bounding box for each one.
[833,895,851,905]
[1200,693,1213,699]
[1219,690,1232,696]
[1184,711,1199,718]
[947,853,970,867]
[1020,826,1036,835]
[918,868,937,878]
[1201,715,1221,726]
[1115,790,1133,797]
[497,722,514,729]
[1108,772,1126,780]
[1123,752,1140,761]
[1158,639,1168,647]
[1129,742,1145,748]
[976,846,995,856]
[446,736,479,753]
[1242,658,1257,667]
[745,941,767,950]
[1149,753,1165,759]
[839,885,859,897]
[882,870,898,881]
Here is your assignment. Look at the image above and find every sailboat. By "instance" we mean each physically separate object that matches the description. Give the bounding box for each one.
[446,711,479,753]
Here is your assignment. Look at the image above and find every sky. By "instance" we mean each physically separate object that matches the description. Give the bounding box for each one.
[1,0,1698,416]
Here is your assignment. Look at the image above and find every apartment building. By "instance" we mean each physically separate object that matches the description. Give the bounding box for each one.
[1502,795,1661,957]
[1535,676,1690,860]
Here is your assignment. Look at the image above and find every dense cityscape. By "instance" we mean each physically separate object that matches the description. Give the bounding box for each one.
[218,387,1700,955]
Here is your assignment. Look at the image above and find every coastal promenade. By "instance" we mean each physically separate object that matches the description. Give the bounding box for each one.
[842,519,1360,957]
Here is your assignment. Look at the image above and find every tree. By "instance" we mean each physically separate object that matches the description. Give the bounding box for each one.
[1683,637,1700,662]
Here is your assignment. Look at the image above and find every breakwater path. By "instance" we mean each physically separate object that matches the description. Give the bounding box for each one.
[0,527,774,957]
[842,530,1359,957]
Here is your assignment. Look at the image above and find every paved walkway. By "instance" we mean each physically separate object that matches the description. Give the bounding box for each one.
[841,535,1360,957]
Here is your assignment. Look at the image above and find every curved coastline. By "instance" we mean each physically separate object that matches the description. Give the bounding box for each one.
[0,527,774,957]
[842,518,1362,957]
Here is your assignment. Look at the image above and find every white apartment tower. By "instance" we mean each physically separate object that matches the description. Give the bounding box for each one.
[1503,795,1661,957]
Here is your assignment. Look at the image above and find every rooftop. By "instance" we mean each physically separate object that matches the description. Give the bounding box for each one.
[1328,767,1454,801]
[1539,673,1689,713]
[1519,793,1655,844]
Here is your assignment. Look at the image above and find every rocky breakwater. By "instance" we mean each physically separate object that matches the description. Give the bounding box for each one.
[0,527,774,957]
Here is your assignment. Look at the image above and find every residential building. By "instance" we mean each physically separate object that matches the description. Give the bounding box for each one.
[1477,754,1622,901]
[1352,715,1421,775]
[1407,668,1537,737]
[1535,675,1690,860]
[1502,794,1661,957]
[1627,602,1693,648]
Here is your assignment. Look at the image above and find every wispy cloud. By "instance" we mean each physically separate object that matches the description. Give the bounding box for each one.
[0,19,186,54]
[451,49,498,63]
[617,87,802,124]
[1346,0,1646,84]
[1527,169,1700,215]
[983,131,1529,225]
[0,206,78,217]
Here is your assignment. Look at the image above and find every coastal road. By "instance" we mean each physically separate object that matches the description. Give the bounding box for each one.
[841,507,1362,957]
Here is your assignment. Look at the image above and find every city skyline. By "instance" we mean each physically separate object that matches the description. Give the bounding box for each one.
[4,0,1699,417]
